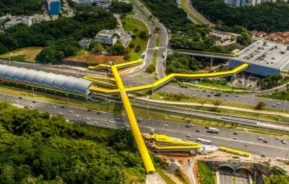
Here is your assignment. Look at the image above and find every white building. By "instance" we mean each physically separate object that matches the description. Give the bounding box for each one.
[225,0,287,7]
[4,16,32,29]
[94,30,119,45]
[72,0,111,7]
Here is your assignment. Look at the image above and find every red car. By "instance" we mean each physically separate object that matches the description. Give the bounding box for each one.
[263,140,268,143]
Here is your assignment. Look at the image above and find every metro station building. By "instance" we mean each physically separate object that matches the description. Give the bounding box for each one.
[0,65,92,98]
[229,40,289,77]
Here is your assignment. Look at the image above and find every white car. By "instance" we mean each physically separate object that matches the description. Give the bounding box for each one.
[59,112,63,115]
[275,137,281,140]
[164,124,168,127]
[233,137,239,140]
[75,115,79,117]
[52,106,57,109]
[69,110,73,113]
[94,121,99,125]
[15,100,19,104]
[105,121,110,125]
[258,137,264,140]
[86,117,91,121]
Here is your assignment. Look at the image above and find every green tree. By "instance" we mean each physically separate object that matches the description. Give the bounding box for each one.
[139,31,149,40]
[111,42,125,55]
[88,41,105,54]
[134,45,141,53]
[255,102,266,110]
[129,43,135,49]
[212,100,222,108]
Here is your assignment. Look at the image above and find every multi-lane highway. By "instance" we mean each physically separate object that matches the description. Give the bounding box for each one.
[2,59,289,114]
[1,93,289,159]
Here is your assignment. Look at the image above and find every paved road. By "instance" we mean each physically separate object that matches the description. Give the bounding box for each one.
[132,0,168,79]
[2,59,289,113]
[1,93,289,159]
[219,169,233,184]
[184,0,215,27]
[167,49,233,60]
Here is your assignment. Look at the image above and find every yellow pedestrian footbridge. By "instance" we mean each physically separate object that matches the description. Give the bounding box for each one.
[86,61,249,174]
[111,65,155,173]
[88,63,249,94]
[219,146,250,157]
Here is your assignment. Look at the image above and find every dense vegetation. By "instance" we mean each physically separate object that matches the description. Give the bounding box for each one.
[142,0,230,53]
[109,1,133,13]
[258,74,282,89]
[192,0,289,32]
[0,0,42,16]
[166,53,203,74]
[0,10,117,63]
[0,102,146,183]
[264,166,289,184]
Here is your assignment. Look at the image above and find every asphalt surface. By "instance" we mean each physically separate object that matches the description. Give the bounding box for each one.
[132,0,168,79]
[1,93,289,159]
[219,169,233,184]
[2,59,289,113]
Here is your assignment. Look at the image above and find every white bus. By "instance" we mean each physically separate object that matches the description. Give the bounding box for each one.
[196,138,212,145]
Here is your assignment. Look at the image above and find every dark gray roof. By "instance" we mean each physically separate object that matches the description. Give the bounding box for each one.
[0,65,92,95]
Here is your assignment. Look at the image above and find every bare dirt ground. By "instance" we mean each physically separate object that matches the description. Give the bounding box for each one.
[64,52,124,64]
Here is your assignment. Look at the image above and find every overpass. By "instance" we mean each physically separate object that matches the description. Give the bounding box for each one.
[88,63,249,94]
[168,49,235,60]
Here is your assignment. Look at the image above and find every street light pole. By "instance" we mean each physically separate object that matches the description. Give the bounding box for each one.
[283,100,287,112]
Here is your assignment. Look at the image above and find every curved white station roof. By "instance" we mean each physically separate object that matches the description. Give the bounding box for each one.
[0,65,92,95]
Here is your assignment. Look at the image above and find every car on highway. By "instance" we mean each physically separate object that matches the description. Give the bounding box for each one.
[281,140,287,144]
[207,94,211,97]
[15,100,19,104]
[115,117,121,120]
[275,137,281,140]
[186,135,191,138]
[137,118,143,122]
[214,93,221,97]
[233,137,239,140]
[86,117,91,121]
[96,112,101,115]
[261,154,266,157]
[263,140,268,143]
[258,137,264,140]
[185,124,194,128]
[53,106,57,109]
[19,96,22,99]
[59,112,63,115]
[94,121,99,125]
[75,115,79,117]
[233,132,238,135]
[196,130,200,133]
[61,106,64,108]
[164,124,168,127]
[69,110,73,113]
[205,126,209,129]
[32,101,36,103]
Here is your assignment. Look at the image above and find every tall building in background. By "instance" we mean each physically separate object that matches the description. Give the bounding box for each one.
[47,0,61,15]
[224,0,246,7]
[225,0,287,7]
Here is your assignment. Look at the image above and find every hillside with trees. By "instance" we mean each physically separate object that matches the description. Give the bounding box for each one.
[0,10,117,63]
[192,0,289,32]
[142,0,230,53]
[0,102,146,183]
[0,0,43,16]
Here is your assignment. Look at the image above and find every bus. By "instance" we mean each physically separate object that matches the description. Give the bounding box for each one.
[196,138,212,145]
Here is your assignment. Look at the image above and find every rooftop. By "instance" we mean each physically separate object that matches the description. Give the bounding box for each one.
[235,40,289,70]
[96,30,118,38]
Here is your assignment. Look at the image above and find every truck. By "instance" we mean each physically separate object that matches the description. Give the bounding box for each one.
[207,127,219,134]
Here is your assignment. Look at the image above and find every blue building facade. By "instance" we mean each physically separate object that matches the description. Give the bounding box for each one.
[229,59,280,77]
[47,0,61,15]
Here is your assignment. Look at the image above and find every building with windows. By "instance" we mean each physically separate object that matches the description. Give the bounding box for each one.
[72,0,111,8]
[47,0,61,15]
[0,65,92,97]
[224,0,287,7]
[229,40,289,77]
[94,30,119,45]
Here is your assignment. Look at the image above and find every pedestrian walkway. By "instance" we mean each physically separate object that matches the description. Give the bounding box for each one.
[146,173,166,184]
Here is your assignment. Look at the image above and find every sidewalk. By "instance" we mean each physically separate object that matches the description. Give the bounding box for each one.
[138,97,289,118]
